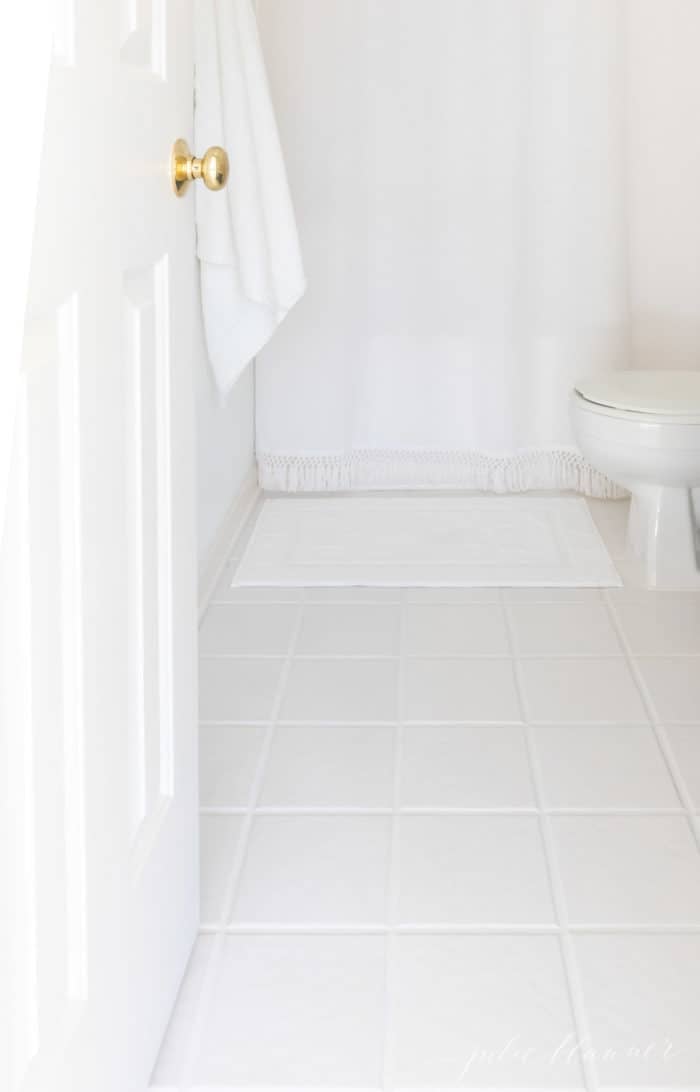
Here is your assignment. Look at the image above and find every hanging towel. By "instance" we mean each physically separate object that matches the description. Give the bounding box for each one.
[194,0,306,396]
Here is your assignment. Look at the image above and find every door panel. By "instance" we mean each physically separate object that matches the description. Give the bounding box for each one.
[124,256,175,860]
[1,2,199,1089]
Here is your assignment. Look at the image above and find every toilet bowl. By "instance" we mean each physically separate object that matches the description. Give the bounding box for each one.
[571,370,700,588]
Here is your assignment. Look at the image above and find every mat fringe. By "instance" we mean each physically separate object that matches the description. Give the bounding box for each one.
[257,449,626,498]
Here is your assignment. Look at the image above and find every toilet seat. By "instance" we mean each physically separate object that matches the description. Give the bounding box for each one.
[575,370,700,423]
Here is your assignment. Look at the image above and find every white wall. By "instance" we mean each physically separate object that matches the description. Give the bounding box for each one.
[625,0,700,370]
[195,308,255,564]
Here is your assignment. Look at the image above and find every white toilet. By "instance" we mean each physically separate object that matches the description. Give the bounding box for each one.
[571,370,700,588]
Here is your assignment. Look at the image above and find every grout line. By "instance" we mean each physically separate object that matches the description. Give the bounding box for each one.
[209,596,611,606]
[200,717,531,727]
[567,922,700,935]
[381,598,406,1092]
[198,922,390,935]
[397,805,537,816]
[197,649,700,662]
[177,603,305,1091]
[275,717,526,727]
[201,716,693,728]
[198,804,688,818]
[501,590,600,1092]
[194,921,700,937]
[534,806,686,817]
[217,923,563,936]
[211,586,700,603]
[201,714,691,728]
[225,805,395,816]
[208,590,634,606]
[603,592,700,852]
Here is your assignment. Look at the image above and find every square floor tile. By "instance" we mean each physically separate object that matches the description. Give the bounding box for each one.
[402,658,522,723]
[509,603,622,657]
[401,724,535,808]
[398,815,554,924]
[574,934,700,1088]
[192,935,385,1086]
[636,657,700,722]
[232,815,391,924]
[199,724,265,807]
[613,593,700,655]
[199,815,244,925]
[391,935,584,1088]
[199,603,298,655]
[260,723,394,808]
[519,659,648,723]
[665,724,700,809]
[535,723,680,809]
[296,603,400,655]
[198,657,284,722]
[279,658,398,722]
[403,603,510,656]
[552,815,700,924]
[151,936,215,1087]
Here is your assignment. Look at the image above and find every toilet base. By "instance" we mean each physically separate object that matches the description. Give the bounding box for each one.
[627,486,700,589]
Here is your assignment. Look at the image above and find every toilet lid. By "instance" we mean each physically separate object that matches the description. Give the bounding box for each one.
[575,370,700,416]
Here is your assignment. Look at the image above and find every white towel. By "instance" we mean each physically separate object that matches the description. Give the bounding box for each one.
[194,0,306,396]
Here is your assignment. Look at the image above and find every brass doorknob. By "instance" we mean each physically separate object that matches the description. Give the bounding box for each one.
[171,138,229,197]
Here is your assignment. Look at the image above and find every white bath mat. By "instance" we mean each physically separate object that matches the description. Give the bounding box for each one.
[232,496,621,587]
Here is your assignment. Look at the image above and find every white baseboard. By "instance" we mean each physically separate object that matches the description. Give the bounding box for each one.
[198,467,260,621]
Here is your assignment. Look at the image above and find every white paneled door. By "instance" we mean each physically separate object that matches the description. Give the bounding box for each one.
[1,3,199,1090]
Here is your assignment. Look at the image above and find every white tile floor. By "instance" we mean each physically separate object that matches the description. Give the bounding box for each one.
[153,498,700,1091]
